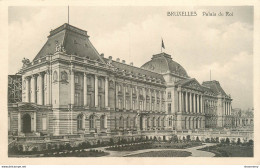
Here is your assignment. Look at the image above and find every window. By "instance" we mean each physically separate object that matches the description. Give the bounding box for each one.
[75,75,79,84]
[153,117,156,127]
[127,117,130,128]
[118,85,122,92]
[132,88,136,94]
[98,78,102,88]
[87,77,91,86]
[100,115,106,129]
[132,100,135,110]
[53,71,58,81]
[147,102,150,111]
[119,116,124,128]
[151,102,154,111]
[168,92,171,99]
[168,103,171,113]
[126,86,129,93]
[139,101,143,111]
[77,114,83,129]
[42,117,47,130]
[75,93,79,105]
[133,117,137,127]
[118,99,122,109]
[89,115,95,129]
[126,99,129,110]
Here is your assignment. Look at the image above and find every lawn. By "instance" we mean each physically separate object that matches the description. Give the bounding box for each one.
[126,150,192,157]
[43,150,109,157]
[106,142,203,151]
[199,144,253,157]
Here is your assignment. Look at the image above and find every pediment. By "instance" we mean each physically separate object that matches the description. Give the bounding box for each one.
[182,79,204,91]
[18,103,38,111]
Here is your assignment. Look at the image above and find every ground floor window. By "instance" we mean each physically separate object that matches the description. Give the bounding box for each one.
[42,117,47,130]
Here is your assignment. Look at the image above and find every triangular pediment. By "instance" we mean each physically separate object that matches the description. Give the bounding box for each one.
[178,79,204,92]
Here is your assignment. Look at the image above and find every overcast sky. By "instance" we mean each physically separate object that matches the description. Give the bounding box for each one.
[8,6,253,110]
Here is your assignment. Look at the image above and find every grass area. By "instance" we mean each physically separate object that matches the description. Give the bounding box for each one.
[43,150,109,157]
[199,144,253,157]
[106,142,203,151]
[126,150,192,157]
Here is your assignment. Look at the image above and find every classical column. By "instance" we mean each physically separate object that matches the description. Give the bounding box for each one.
[159,91,162,112]
[31,75,36,103]
[115,82,118,109]
[229,102,232,115]
[26,76,30,103]
[70,70,75,105]
[197,94,199,113]
[94,75,98,107]
[18,111,21,133]
[83,72,88,107]
[123,84,126,109]
[150,89,152,111]
[155,91,158,111]
[46,70,51,105]
[179,91,182,112]
[143,88,146,111]
[38,73,43,105]
[193,93,196,113]
[34,112,36,132]
[200,95,203,113]
[189,92,192,113]
[105,76,109,108]
[185,92,188,113]
[130,86,133,110]
[136,86,139,110]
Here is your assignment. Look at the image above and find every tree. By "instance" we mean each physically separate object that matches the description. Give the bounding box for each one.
[205,138,210,143]
[248,139,254,146]
[216,137,220,143]
[196,136,200,142]
[225,138,230,144]
[186,135,191,142]
[237,138,241,145]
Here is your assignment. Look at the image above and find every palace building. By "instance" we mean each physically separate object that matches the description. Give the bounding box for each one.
[8,23,233,136]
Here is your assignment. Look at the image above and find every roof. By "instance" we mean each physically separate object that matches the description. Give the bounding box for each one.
[141,52,189,77]
[105,58,165,82]
[33,23,104,63]
[202,80,228,96]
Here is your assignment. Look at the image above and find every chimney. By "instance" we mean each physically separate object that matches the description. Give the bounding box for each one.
[116,58,120,62]
[130,62,133,66]
[122,60,125,64]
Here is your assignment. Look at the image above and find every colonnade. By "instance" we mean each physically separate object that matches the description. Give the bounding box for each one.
[224,101,232,115]
[178,90,203,113]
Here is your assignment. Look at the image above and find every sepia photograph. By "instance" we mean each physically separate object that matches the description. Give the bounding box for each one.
[3,3,258,164]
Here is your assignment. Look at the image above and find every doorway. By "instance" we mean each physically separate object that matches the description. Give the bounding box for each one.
[22,113,31,133]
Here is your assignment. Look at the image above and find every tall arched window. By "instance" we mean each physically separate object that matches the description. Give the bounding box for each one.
[53,71,58,82]
[158,117,161,127]
[126,117,130,128]
[147,117,150,128]
[119,116,124,129]
[89,115,95,129]
[100,115,106,129]
[153,117,156,127]
[77,114,83,130]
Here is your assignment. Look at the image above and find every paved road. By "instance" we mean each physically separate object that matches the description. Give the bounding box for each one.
[91,143,216,157]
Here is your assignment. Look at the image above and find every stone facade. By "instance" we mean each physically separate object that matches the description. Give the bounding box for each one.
[8,23,234,136]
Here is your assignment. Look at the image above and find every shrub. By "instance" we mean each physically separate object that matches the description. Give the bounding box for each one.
[248,139,254,146]
[186,135,191,142]
[216,137,220,143]
[205,138,210,143]
[210,137,216,143]
[32,146,38,152]
[237,138,241,145]
[196,137,200,142]
[220,139,225,144]
[65,143,71,150]
[225,138,230,144]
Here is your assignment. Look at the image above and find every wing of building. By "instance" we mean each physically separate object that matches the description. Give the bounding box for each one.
[8,23,233,137]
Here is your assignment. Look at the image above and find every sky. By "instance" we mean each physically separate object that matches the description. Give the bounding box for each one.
[8,6,253,110]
